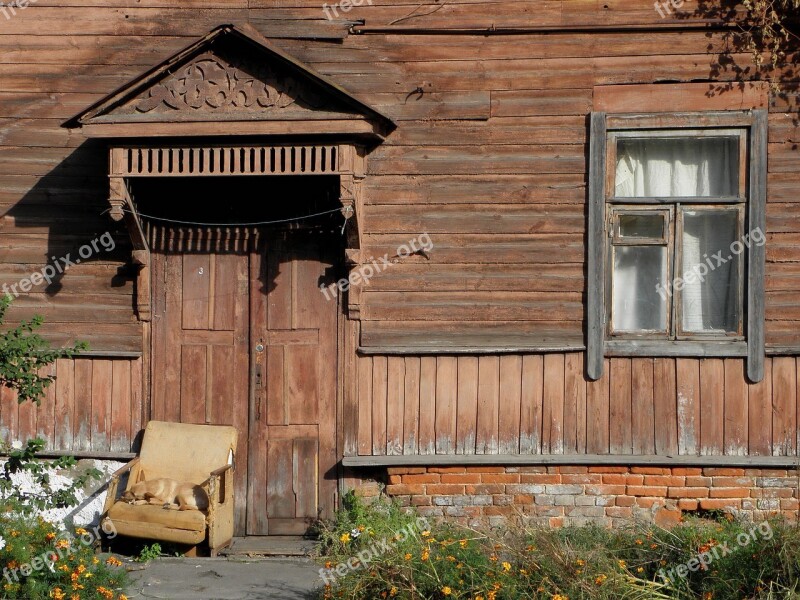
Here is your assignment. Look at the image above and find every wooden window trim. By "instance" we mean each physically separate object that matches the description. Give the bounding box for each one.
[587,110,767,382]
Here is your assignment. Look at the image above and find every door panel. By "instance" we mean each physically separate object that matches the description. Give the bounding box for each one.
[247,230,339,535]
[150,228,252,536]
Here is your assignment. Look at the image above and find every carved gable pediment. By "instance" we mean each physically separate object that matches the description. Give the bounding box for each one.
[65,24,395,139]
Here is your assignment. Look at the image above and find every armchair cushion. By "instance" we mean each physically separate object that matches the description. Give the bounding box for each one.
[105,503,206,545]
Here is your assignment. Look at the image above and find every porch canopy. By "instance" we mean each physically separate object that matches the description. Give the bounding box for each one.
[64,23,395,320]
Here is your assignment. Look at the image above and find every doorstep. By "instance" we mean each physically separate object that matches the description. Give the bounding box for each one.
[219,536,316,557]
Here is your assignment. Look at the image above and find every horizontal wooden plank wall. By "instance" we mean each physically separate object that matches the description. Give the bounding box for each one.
[0,357,143,453]
[354,353,799,458]
[1,0,800,460]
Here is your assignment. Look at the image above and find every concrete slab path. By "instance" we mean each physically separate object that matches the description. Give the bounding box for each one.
[125,557,322,600]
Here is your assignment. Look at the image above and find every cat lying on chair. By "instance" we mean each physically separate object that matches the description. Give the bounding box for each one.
[121,478,209,512]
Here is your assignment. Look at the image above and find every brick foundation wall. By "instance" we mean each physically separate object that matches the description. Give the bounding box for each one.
[377,466,800,528]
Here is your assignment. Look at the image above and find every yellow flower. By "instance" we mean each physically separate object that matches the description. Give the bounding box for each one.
[501,561,511,572]
[637,567,644,574]
[76,564,86,574]
[357,525,365,531]
[118,596,129,600]
[55,539,70,549]
[447,555,456,562]
[595,574,607,585]
[74,528,89,536]
[404,553,412,561]
[618,559,626,568]
[105,556,123,567]
[96,586,114,600]
[421,530,431,538]
[51,588,66,600]
[421,550,429,561]
[339,533,350,544]
[489,554,498,562]
[576,559,585,567]
[442,587,452,596]
[45,532,56,542]
[389,587,397,597]
[459,539,467,548]
[92,556,100,565]
[553,595,569,600]
[9,531,18,538]
[635,539,643,545]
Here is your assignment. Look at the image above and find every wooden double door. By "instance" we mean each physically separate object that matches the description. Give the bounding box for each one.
[150,227,340,536]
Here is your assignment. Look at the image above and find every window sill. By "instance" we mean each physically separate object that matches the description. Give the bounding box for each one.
[604,339,746,358]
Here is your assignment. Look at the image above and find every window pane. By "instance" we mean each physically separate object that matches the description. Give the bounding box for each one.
[615,137,739,197]
[681,209,739,333]
[618,213,665,239]
[612,245,668,332]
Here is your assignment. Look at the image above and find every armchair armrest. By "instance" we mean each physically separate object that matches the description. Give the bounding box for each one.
[102,457,140,516]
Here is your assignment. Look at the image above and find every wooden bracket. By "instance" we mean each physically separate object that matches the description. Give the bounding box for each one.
[338,145,367,320]
[108,171,152,321]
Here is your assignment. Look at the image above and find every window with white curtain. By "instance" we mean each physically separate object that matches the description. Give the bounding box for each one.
[606,129,747,340]
[586,111,767,383]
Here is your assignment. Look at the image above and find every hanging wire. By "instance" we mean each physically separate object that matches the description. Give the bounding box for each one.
[113,206,346,228]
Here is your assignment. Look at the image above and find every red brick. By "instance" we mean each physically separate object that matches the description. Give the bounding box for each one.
[678,499,699,510]
[549,517,565,527]
[667,487,709,499]
[685,476,712,487]
[655,508,682,528]
[426,484,465,495]
[631,467,669,475]
[703,468,745,476]
[710,487,749,499]
[586,484,626,496]
[388,475,402,485]
[635,497,665,509]
[483,506,514,516]
[403,474,441,484]
[615,496,635,507]
[606,506,633,518]
[386,484,424,495]
[481,474,520,484]
[644,475,685,486]
[428,467,467,474]
[411,496,432,506]
[700,499,741,510]
[601,474,627,485]
[562,474,602,484]
[465,466,505,473]
[516,466,548,473]
[781,498,799,510]
[387,467,427,475]
[441,474,481,484]
[520,474,560,484]
[671,468,703,476]
[627,485,668,497]
[589,466,629,474]
[466,484,504,495]
[514,494,534,505]
[712,476,754,487]
[558,467,589,474]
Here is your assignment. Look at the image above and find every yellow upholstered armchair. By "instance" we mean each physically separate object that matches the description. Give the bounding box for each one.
[102,421,237,556]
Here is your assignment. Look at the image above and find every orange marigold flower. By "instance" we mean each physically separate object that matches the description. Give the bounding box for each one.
[74,528,89,536]
[442,586,452,596]
[501,562,511,572]
[595,574,607,585]
[45,533,56,542]
[404,553,412,561]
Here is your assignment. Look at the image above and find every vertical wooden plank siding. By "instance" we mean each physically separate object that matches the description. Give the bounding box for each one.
[631,358,655,455]
[608,358,631,454]
[354,353,797,457]
[476,356,500,454]
[675,358,700,455]
[519,355,543,454]
[455,356,478,454]
[386,356,405,455]
[0,357,142,454]
[435,356,457,454]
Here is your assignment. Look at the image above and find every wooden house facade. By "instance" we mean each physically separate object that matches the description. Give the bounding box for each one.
[1,0,799,534]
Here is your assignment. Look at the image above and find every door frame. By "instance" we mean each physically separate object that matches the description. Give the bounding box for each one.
[107,141,368,536]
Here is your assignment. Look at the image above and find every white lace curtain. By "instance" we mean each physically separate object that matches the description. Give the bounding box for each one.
[613,137,739,334]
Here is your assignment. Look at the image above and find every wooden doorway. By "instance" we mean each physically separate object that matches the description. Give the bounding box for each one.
[144,176,342,536]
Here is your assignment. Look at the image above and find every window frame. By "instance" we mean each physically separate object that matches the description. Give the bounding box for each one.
[586,110,767,383]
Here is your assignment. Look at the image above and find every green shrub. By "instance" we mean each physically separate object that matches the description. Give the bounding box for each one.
[315,496,800,600]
